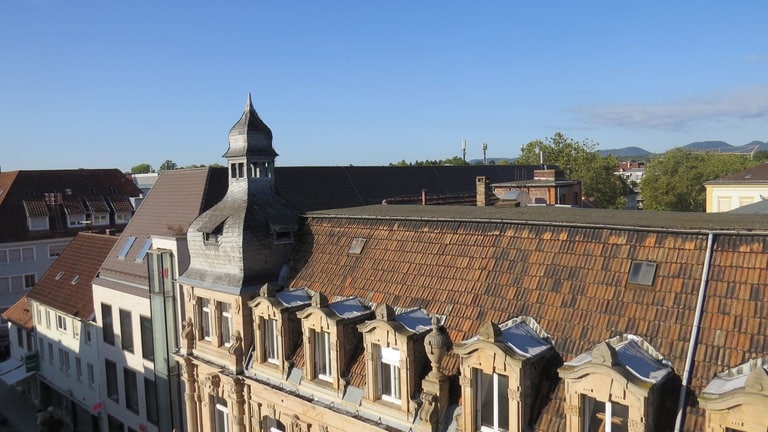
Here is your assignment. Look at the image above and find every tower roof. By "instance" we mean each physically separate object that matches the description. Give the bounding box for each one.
[224,94,277,159]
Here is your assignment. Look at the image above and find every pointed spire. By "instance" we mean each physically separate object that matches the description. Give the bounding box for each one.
[246,93,254,110]
[224,93,277,159]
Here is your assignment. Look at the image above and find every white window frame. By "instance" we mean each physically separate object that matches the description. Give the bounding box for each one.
[475,369,509,432]
[48,243,68,259]
[56,314,67,333]
[28,216,49,231]
[215,402,229,432]
[263,318,280,364]
[379,346,401,404]
[221,303,232,347]
[116,213,130,224]
[581,395,629,432]
[200,299,211,341]
[314,330,332,382]
[92,214,109,226]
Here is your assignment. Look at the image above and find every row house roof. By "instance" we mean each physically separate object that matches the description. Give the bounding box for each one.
[286,204,768,430]
[0,169,142,243]
[26,232,117,318]
[705,162,768,184]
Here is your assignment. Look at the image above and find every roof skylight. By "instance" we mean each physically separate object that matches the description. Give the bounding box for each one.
[117,236,137,260]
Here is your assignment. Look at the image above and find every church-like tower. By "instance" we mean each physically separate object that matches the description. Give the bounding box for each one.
[179,95,299,295]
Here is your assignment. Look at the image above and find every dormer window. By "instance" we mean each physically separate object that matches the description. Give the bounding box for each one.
[454,316,554,432]
[378,345,402,404]
[272,227,294,245]
[220,302,232,347]
[263,318,280,364]
[700,358,768,432]
[558,335,673,432]
[313,330,332,382]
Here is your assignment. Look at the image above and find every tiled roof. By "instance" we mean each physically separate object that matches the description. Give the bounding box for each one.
[22,199,49,217]
[97,168,228,287]
[2,296,33,330]
[287,204,768,430]
[108,195,134,213]
[0,169,142,242]
[273,165,544,212]
[27,232,117,318]
[706,162,768,184]
[85,196,111,213]
[62,198,86,215]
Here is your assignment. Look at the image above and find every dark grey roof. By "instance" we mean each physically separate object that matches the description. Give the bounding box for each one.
[705,162,768,184]
[223,94,277,159]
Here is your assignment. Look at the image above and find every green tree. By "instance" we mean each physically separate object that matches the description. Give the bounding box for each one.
[641,149,758,211]
[130,163,152,174]
[517,132,628,209]
[159,160,178,171]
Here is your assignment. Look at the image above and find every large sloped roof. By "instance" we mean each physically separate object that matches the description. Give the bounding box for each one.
[0,169,142,243]
[287,204,768,430]
[97,167,228,288]
[26,232,117,318]
[706,162,768,184]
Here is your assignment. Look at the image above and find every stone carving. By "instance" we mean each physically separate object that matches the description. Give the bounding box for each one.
[375,303,394,321]
[424,317,449,379]
[182,317,195,355]
[592,341,618,366]
[628,419,644,432]
[478,321,501,342]
[563,403,580,417]
[291,415,304,432]
[508,386,521,401]
[419,393,439,425]
[235,298,241,314]
[318,425,329,432]
[229,330,244,374]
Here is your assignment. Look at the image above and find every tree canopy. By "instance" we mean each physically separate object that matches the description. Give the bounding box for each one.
[517,132,628,209]
[130,163,152,174]
[641,149,758,212]
[389,156,469,166]
[159,160,178,171]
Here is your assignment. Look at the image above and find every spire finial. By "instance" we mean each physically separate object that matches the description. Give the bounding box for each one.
[246,93,253,110]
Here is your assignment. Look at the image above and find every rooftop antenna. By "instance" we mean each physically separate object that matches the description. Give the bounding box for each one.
[461,139,467,163]
[482,142,488,165]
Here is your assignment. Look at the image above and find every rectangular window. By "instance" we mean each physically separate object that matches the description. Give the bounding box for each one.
[16,327,23,349]
[628,261,657,286]
[215,401,229,432]
[38,336,44,359]
[105,359,119,402]
[5,247,34,263]
[45,310,51,329]
[117,236,137,260]
[0,277,8,293]
[47,343,53,364]
[1,274,35,292]
[314,330,332,381]
[56,314,67,332]
[124,368,139,414]
[221,303,232,347]
[28,216,49,231]
[116,213,130,224]
[717,197,731,212]
[120,309,133,353]
[36,306,42,327]
[87,363,95,387]
[379,346,401,403]
[75,357,83,381]
[582,395,628,432]
[140,316,154,361]
[93,214,109,226]
[263,318,279,364]
[475,369,509,432]
[145,377,159,425]
[0,249,6,264]
[58,348,70,374]
[134,239,152,263]
[200,299,211,340]
[102,303,114,345]
[85,325,92,345]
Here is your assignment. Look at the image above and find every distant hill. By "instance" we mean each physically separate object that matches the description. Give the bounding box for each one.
[682,140,768,153]
[597,147,653,158]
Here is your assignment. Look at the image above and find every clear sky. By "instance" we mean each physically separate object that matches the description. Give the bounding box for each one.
[1,1,766,171]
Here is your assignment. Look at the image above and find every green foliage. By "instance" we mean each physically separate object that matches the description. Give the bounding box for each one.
[641,149,758,212]
[752,150,768,162]
[159,160,178,171]
[517,132,628,209]
[389,155,469,166]
[130,163,152,174]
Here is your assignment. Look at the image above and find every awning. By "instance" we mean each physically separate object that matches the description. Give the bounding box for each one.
[0,358,22,375]
[0,364,34,385]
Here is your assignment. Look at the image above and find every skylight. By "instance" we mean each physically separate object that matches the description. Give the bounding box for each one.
[71,275,80,284]
[55,272,63,280]
[117,236,137,260]
[628,261,657,286]
[134,239,153,263]
[348,238,366,255]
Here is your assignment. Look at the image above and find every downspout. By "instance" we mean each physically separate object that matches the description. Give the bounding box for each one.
[674,231,715,431]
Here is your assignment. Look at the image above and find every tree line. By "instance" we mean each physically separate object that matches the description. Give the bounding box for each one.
[129,160,223,174]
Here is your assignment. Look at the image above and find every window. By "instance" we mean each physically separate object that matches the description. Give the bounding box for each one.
[628,261,657,286]
[68,217,84,227]
[145,377,159,425]
[582,395,628,432]
[105,359,119,402]
[116,213,130,224]
[70,275,79,284]
[55,272,63,280]
[215,399,229,432]
[200,299,211,341]
[85,325,92,345]
[87,363,95,387]
[58,348,70,374]
[134,239,152,263]
[36,306,42,327]
[92,214,109,226]
[314,330,332,381]
[75,357,82,381]
[717,197,731,212]
[56,314,67,332]
[221,303,233,347]
[263,318,279,364]
[45,310,51,329]
[120,309,133,353]
[475,369,509,432]
[16,326,23,348]
[117,236,137,260]
[0,247,35,264]
[47,343,54,364]
[107,415,124,432]
[124,368,139,414]
[0,274,36,292]
[348,238,367,255]
[379,346,401,403]
[102,303,115,345]
[24,274,35,289]
[38,336,44,359]
[140,316,154,361]
[272,228,294,244]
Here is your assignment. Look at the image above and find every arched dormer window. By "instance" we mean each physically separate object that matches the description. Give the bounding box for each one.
[357,304,437,415]
[558,334,674,432]
[454,316,554,432]
[295,294,372,391]
[248,284,311,378]
[700,357,768,432]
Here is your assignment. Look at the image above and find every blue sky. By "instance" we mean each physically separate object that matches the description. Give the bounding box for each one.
[1,1,766,171]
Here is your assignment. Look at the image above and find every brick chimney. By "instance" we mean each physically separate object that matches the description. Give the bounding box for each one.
[476,176,493,207]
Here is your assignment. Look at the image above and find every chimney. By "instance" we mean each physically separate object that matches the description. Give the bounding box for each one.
[476,176,492,207]
[421,189,427,206]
